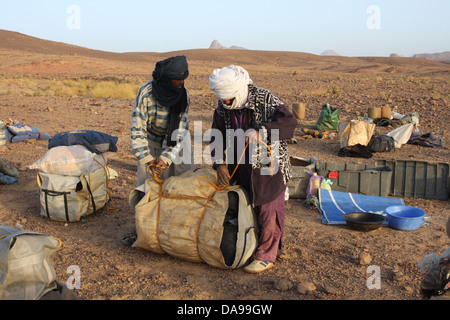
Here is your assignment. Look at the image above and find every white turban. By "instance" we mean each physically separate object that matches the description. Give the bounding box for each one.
[209,65,253,110]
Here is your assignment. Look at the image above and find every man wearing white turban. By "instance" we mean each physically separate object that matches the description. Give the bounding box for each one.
[209,65,298,273]
[208,65,253,110]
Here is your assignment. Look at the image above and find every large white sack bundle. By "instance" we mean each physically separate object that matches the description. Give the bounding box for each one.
[386,123,415,149]
[130,168,259,269]
[29,145,107,176]
[37,166,111,222]
[0,225,61,300]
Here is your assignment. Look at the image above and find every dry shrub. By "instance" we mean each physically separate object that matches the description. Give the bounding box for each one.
[0,76,140,98]
[89,81,140,98]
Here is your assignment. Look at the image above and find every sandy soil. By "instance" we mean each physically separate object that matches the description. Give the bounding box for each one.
[0,32,449,302]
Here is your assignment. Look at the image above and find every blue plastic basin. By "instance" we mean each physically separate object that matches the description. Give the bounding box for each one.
[384,205,426,231]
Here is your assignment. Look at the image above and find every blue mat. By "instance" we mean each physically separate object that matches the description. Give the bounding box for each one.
[318,189,405,225]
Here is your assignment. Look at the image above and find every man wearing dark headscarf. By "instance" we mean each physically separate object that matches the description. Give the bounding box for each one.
[131,55,193,187]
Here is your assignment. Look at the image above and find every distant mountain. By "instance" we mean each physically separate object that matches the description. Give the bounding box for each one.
[414,51,450,63]
[321,50,340,56]
[209,40,247,50]
[0,29,153,62]
[209,40,227,50]
[1,29,449,77]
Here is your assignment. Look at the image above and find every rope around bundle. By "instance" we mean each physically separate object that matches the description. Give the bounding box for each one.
[0,233,62,248]
[143,139,272,254]
[93,154,117,212]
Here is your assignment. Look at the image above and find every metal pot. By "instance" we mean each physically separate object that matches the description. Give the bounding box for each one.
[342,212,386,231]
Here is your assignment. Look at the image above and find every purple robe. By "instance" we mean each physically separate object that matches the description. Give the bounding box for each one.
[212,105,296,262]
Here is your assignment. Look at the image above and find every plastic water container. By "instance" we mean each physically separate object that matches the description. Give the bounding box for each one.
[385,205,426,231]
[311,172,321,196]
[368,106,381,120]
[293,103,305,120]
[381,106,392,119]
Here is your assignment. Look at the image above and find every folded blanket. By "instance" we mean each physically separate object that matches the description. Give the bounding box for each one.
[6,123,51,143]
[408,132,444,148]
[7,123,40,136]
[0,172,18,184]
[48,130,118,154]
[337,144,373,158]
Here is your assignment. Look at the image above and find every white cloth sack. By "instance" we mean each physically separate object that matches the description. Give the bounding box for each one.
[29,145,107,176]
[0,226,60,300]
[131,168,259,269]
[37,166,111,222]
[386,123,414,148]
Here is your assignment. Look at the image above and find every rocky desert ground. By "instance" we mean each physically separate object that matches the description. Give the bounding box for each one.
[0,30,449,306]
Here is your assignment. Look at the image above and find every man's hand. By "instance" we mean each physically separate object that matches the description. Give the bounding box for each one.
[153,159,167,177]
[148,159,167,177]
[216,164,230,187]
[147,159,157,176]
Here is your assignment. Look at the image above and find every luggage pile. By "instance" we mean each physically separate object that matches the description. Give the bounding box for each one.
[129,168,259,270]
[29,130,118,222]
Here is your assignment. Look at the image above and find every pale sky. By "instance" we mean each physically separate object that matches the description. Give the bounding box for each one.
[1,0,449,57]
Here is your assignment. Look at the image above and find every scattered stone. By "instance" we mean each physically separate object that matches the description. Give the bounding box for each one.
[360,252,372,266]
[322,132,338,140]
[297,282,316,294]
[252,289,265,296]
[393,271,407,283]
[274,278,293,291]
[323,286,338,295]
[402,286,414,294]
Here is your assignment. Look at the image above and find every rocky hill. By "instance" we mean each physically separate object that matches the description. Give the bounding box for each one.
[321,50,340,56]
[0,29,449,78]
[414,51,450,63]
[209,40,247,50]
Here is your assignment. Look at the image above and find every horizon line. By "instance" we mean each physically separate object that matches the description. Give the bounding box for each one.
[0,28,449,60]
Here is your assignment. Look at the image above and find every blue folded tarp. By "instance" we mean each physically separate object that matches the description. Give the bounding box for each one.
[318,189,405,224]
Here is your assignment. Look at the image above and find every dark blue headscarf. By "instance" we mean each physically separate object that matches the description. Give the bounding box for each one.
[152,55,189,146]
[152,55,189,107]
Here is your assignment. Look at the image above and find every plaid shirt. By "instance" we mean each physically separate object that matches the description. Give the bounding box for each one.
[131,81,190,166]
